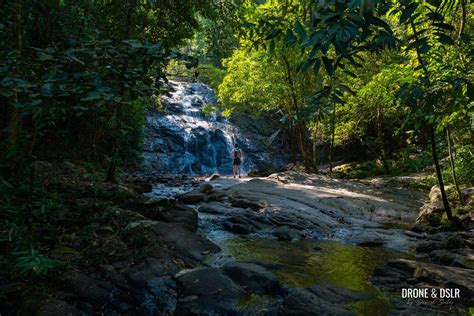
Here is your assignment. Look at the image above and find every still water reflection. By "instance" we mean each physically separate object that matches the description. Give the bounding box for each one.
[206,232,406,315]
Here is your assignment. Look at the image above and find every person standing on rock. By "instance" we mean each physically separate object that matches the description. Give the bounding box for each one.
[231,143,243,178]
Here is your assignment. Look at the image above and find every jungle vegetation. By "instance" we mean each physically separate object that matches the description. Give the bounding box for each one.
[0,0,472,308]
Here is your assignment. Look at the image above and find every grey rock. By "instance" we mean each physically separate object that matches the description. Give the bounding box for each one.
[132,182,153,194]
[279,287,356,316]
[222,262,284,295]
[123,220,220,261]
[197,183,214,194]
[175,267,246,315]
[372,259,474,312]
[223,222,252,235]
[41,298,81,316]
[208,174,220,181]
[198,202,241,215]
[272,226,301,241]
[139,202,198,232]
[178,192,206,204]
[69,273,111,303]
[445,234,465,249]
[230,197,268,211]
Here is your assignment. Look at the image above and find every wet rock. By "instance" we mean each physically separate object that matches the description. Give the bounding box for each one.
[279,285,361,316]
[197,183,214,194]
[125,258,176,285]
[445,234,465,249]
[41,298,81,316]
[140,203,198,232]
[244,260,283,270]
[223,222,252,235]
[307,283,371,303]
[123,220,220,261]
[178,192,206,204]
[208,174,220,181]
[230,197,268,211]
[68,273,111,303]
[403,230,426,239]
[416,241,442,254]
[452,250,474,269]
[222,262,284,295]
[372,259,416,282]
[412,223,429,233]
[272,226,301,241]
[175,267,246,315]
[198,202,243,215]
[429,249,458,265]
[126,196,167,214]
[131,182,153,194]
[207,191,228,202]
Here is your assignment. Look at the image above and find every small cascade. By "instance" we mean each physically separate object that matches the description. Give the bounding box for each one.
[143,81,267,175]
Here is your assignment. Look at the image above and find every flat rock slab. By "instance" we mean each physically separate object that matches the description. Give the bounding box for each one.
[205,172,424,251]
[198,201,244,215]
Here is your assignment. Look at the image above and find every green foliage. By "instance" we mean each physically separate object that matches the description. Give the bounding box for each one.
[13,248,64,278]
[218,0,473,181]
[0,0,214,180]
[197,63,228,92]
[453,145,474,184]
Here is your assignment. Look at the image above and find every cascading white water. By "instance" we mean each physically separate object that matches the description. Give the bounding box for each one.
[143,81,263,175]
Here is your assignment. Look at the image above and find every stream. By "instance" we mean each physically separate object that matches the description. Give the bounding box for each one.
[146,181,414,316]
[139,80,472,315]
[202,228,399,315]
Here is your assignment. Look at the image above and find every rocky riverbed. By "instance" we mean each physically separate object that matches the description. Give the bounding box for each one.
[40,171,473,315]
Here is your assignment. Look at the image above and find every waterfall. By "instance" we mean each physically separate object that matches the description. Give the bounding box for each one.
[143,81,263,175]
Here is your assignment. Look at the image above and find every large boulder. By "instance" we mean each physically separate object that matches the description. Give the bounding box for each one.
[123,220,220,262]
[41,299,81,316]
[175,267,246,315]
[222,262,284,296]
[137,202,198,232]
[177,192,207,204]
[416,203,444,226]
[177,183,214,204]
[68,273,111,304]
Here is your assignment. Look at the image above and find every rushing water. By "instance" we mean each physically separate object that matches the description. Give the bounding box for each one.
[143,81,272,175]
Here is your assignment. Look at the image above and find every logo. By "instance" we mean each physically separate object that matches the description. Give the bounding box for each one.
[401,287,461,305]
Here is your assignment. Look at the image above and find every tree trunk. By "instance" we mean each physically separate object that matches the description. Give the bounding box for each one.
[410,21,453,222]
[430,125,453,220]
[105,153,118,183]
[446,125,465,204]
[377,102,390,173]
[10,0,22,147]
[329,102,336,172]
[458,0,466,39]
[105,101,122,183]
[6,0,23,179]
[125,0,137,38]
[312,121,319,172]
[297,124,312,172]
